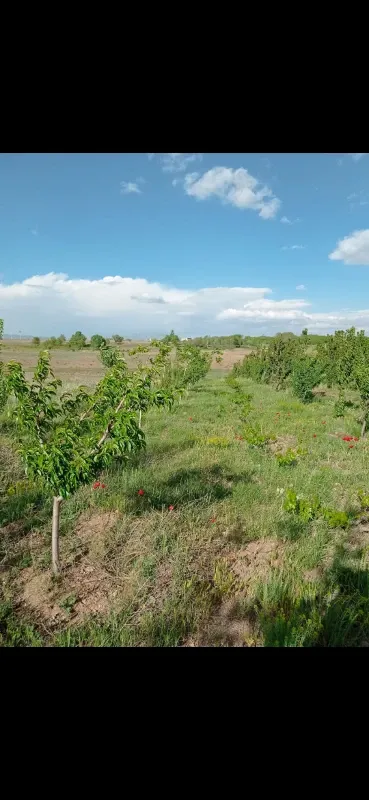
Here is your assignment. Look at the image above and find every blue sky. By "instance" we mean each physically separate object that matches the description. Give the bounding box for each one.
[1,152,369,337]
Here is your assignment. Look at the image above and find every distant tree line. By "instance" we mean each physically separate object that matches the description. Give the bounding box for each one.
[31,332,127,350]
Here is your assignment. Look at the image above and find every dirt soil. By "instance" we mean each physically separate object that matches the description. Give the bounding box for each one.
[212,348,253,370]
[16,511,121,627]
[269,435,297,455]
[229,539,285,585]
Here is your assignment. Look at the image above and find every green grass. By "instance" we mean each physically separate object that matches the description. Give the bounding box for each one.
[1,372,369,646]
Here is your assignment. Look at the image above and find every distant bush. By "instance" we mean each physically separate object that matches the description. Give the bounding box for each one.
[112,334,124,344]
[90,334,107,350]
[32,337,40,346]
[68,331,87,350]
[162,330,180,345]
[291,357,322,403]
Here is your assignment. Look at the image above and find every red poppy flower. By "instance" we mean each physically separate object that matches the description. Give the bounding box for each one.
[138,489,145,496]
[354,437,359,441]
[168,505,174,511]
[93,481,100,489]
[349,445,354,449]
[342,436,353,442]
[101,483,106,489]
[210,517,216,523]
[189,417,193,421]
[313,434,317,438]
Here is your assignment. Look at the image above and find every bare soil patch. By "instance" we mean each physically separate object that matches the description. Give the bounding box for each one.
[212,348,253,370]
[16,511,121,626]
[197,598,255,647]
[229,539,285,585]
[269,435,297,455]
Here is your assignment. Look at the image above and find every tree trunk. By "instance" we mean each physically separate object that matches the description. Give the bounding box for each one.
[361,418,366,439]
[52,495,63,575]
[138,409,142,429]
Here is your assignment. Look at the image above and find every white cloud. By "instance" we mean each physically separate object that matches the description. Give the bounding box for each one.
[218,298,309,321]
[120,180,144,195]
[282,245,305,251]
[184,166,281,220]
[349,153,366,162]
[3,272,369,337]
[296,284,306,290]
[280,216,300,225]
[160,153,203,173]
[329,229,369,265]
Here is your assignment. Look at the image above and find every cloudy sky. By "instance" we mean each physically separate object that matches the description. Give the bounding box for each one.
[1,152,369,337]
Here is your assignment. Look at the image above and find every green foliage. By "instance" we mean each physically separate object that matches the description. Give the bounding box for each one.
[162,329,180,345]
[334,391,348,418]
[32,336,40,346]
[90,334,107,350]
[43,335,66,349]
[283,489,348,528]
[232,334,243,348]
[0,600,42,647]
[68,331,87,350]
[275,448,298,467]
[233,335,302,390]
[243,423,274,447]
[5,343,176,500]
[291,357,322,403]
[0,319,8,411]
[358,490,369,511]
[112,334,124,344]
[204,436,231,448]
[160,342,212,392]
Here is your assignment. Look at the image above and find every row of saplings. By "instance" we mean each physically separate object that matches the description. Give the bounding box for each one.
[233,327,369,437]
[0,321,214,575]
[225,372,368,533]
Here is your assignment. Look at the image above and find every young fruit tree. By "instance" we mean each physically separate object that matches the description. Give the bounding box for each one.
[5,341,176,575]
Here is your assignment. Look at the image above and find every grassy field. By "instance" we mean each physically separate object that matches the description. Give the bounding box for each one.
[1,348,369,647]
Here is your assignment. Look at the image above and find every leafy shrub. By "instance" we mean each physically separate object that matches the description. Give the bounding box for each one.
[243,424,275,447]
[358,490,369,511]
[162,330,180,345]
[283,489,349,528]
[112,334,124,344]
[334,392,348,417]
[321,507,349,529]
[43,335,66,348]
[32,336,40,346]
[69,331,87,350]
[291,357,322,403]
[275,449,298,467]
[90,334,107,350]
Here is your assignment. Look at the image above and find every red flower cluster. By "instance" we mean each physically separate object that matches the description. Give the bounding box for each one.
[342,436,359,442]
[168,505,174,511]
[93,481,106,489]
[138,489,145,496]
